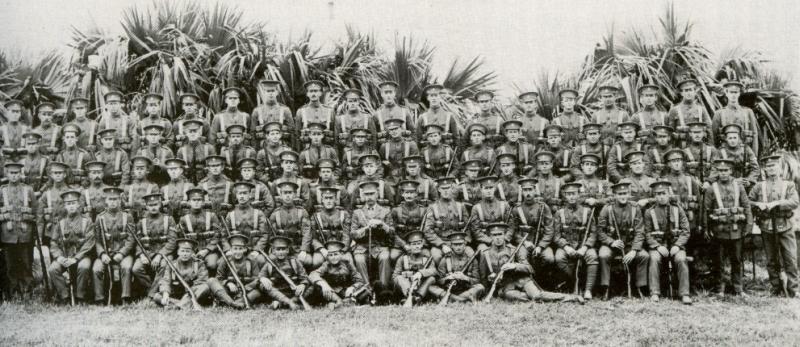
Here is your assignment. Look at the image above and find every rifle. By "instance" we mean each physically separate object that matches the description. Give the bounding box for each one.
[161,256,202,310]
[98,219,114,306]
[531,204,545,247]
[216,244,250,308]
[313,213,327,244]
[404,256,434,307]
[260,250,312,310]
[128,224,153,264]
[216,212,232,238]
[665,207,675,299]
[699,143,707,240]
[439,249,482,306]
[445,145,462,177]
[609,209,631,298]
[483,232,530,302]
[574,207,595,295]
[32,220,51,301]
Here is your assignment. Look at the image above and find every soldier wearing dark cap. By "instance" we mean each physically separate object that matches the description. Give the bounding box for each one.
[94,128,131,186]
[220,124,256,180]
[64,98,96,151]
[257,235,312,310]
[750,154,799,297]
[18,132,50,191]
[538,125,575,181]
[47,190,95,303]
[337,88,377,149]
[516,91,550,146]
[178,188,222,273]
[461,123,496,175]
[134,124,174,171]
[92,187,136,303]
[345,154,394,209]
[256,121,292,182]
[174,93,211,148]
[299,122,340,180]
[38,162,77,231]
[468,176,514,251]
[625,151,656,208]
[425,176,471,266]
[572,123,608,180]
[0,162,38,298]
[661,149,703,235]
[309,240,368,308]
[56,123,94,186]
[198,155,234,213]
[393,231,438,303]
[374,81,415,145]
[208,234,259,309]
[296,80,337,148]
[428,231,484,303]
[308,159,345,211]
[1,100,30,161]
[531,151,565,209]
[512,178,556,268]
[123,156,159,220]
[607,122,645,183]
[630,84,667,147]
[154,238,211,309]
[712,80,759,154]
[271,150,311,206]
[380,118,420,179]
[400,155,437,205]
[421,123,457,179]
[210,87,250,148]
[553,182,599,300]
[310,187,352,267]
[470,90,505,148]
[131,193,178,298]
[415,84,460,146]
[645,125,677,177]
[597,181,648,299]
[160,158,193,219]
[96,91,136,152]
[83,161,109,217]
[220,182,268,265]
[350,180,401,291]
[239,158,275,212]
[176,119,217,184]
[497,120,536,176]
[252,80,295,147]
[495,153,522,206]
[342,127,382,181]
[593,85,631,146]
[575,154,612,209]
[667,77,712,144]
[135,93,174,149]
[32,101,62,156]
[552,89,589,147]
[682,122,718,179]
[268,181,312,267]
[391,180,429,254]
[714,123,759,188]
[644,180,692,304]
[455,159,483,209]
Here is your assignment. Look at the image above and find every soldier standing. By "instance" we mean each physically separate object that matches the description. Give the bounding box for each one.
[32,102,62,157]
[124,157,159,220]
[336,89,376,150]
[299,123,340,181]
[424,176,471,266]
[178,188,221,274]
[415,84,460,146]
[630,84,667,147]
[645,125,676,177]
[575,154,612,209]
[468,176,514,252]
[571,123,607,180]
[511,178,555,274]
[92,187,136,303]
[342,128,381,181]
[553,182,599,300]
[131,194,177,298]
[220,124,257,180]
[551,89,587,148]
[496,120,536,177]
[516,91,549,147]
[176,119,216,185]
[469,91,505,148]
[374,81,415,145]
[83,161,109,217]
[1,100,30,162]
[256,122,291,183]
[714,124,759,188]
[251,80,295,148]
[199,155,233,213]
[531,151,564,210]
[711,80,759,155]
[667,77,712,145]
[624,151,655,209]
[380,118,420,180]
[310,187,352,268]
[296,80,336,148]
[221,182,268,267]
[455,160,483,209]
[592,85,630,147]
[421,124,456,179]
[345,154,394,209]
[269,181,312,268]
[461,124,495,175]
[537,125,574,181]
[134,124,174,174]
[209,87,251,148]
[47,190,95,304]
[496,153,521,206]
[94,129,131,186]
[391,180,428,255]
[134,94,174,150]
[173,93,211,149]
[0,162,38,298]
[96,91,136,153]
[18,132,50,191]
[161,158,193,220]
[55,123,94,186]
[64,98,97,151]
[606,122,645,183]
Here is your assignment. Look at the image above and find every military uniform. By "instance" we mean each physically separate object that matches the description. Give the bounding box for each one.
[160,159,194,219]
[644,125,676,177]
[666,80,712,145]
[468,176,514,249]
[269,182,312,265]
[271,151,312,207]
[210,87,251,147]
[342,128,382,181]
[251,82,295,146]
[350,180,401,289]
[94,129,131,186]
[1,100,32,161]
[571,123,609,180]
[624,151,656,207]
[455,160,483,209]
[469,94,506,147]
[575,154,612,208]
[124,156,160,219]
[310,188,352,269]
[532,151,565,209]
[429,232,484,303]
[308,240,368,306]
[219,124,257,180]
[134,103,174,150]
[421,124,457,179]
[0,162,38,296]
[552,89,588,148]
[256,236,313,309]
[92,191,136,301]
[256,126,291,182]
[83,161,109,217]
[199,155,234,212]
[179,190,222,272]
[374,81,415,144]
[496,120,536,176]
[134,124,174,172]
[154,238,211,309]
[553,183,599,299]
[415,85,460,146]
[510,181,556,269]
[683,131,718,180]
[96,92,136,152]
[299,123,340,180]
[32,116,62,157]
[592,86,631,146]
[713,124,759,187]
[517,100,550,147]
[345,154,394,209]
[337,97,376,149]
[208,234,260,308]
[18,132,50,191]
[131,194,178,297]
[47,191,95,302]
[173,93,211,148]
[380,118,420,179]
[606,122,646,183]
[223,182,269,265]
[630,85,668,147]
[392,232,437,302]
[56,123,95,186]
[462,124,496,175]
[424,177,471,264]
[175,119,217,184]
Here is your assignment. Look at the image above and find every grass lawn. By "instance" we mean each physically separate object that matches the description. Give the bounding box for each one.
[1,292,799,346]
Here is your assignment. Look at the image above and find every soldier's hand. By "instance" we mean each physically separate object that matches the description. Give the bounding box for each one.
[564,246,576,257]
[585,198,597,206]
[226,282,238,294]
[444,273,456,281]
[344,286,354,298]
[299,251,309,260]
[623,251,636,265]
[637,199,649,208]
[488,273,497,282]
[500,262,516,272]
[161,293,170,306]
[657,246,669,258]
[523,240,534,249]
[611,240,624,250]
[532,246,542,257]
[412,272,422,282]
[101,254,112,264]
[294,284,306,297]
[197,249,209,258]
[65,257,78,267]
[442,245,452,255]
[577,246,587,256]
[259,278,272,291]
[113,253,123,263]
[152,254,162,268]
[140,254,150,265]
[58,257,69,267]
[670,246,680,257]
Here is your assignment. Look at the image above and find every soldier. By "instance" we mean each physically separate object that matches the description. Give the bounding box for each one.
[380,118,420,180]
[461,123,496,176]
[630,84,667,147]
[269,181,312,268]
[93,129,131,186]
[251,80,295,147]
[421,124,457,179]
[661,149,703,238]
[714,124,759,188]
[496,120,536,177]
[210,87,250,148]
[134,93,173,150]
[1,100,30,161]
[667,77,712,146]
[96,91,136,152]
[553,182,599,300]
[469,90,505,148]
[239,158,275,213]
[131,193,177,298]
[55,123,94,186]
[645,125,676,177]
[308,159,345,212]
[455,160,483,209]
[0,162,38,298]
[644,181,692,304]
[310,187,352,267]
[572,123,607,180]
[337,89,376,150]
[350,180,400,292]
[161,158,193,219]
[575,154,612,210]
[468,176,514,252]
[173,93,211,149]
[153,238,211,309]
[552,89,588,148]
[32,102,62,157]
[199,155,233,213]
[178,188,222,273]
[18,132,50,191]
[272,150,311,206]
[750,154,799,297]
[82,161,109,217]
[516,91,549,146]
[134,124,174,172]
[208,234,259,309]
[346,154,394,209]
[625,151,656,209]
[596,181,648,299]
[64,98,97,151]
[256,122,291,183]
[495,153,521,206]
[607,122,645,183]
[92,187,136,303]
[342,128,381,181]
[296,80,337,147]
[393,231,437,303]
[124,156,159,220]
[218,124,256,180]
[257,235,313,310]
[47,190,95,304]
[399,156,437,206]
[683,122,718,180]
[299,122,340,181]
[480,223,579,302]
[511,178,555,273]
[176,119,216,185]
[374,81,415,145]
[38,161,75,235]
[416,84,460,146]
[429,232,484,303]
[537,125,574,181]
[220,182,268,265]
[712,80,759,154]
[425,176,471,265]
[532,151,564,210]
[592,85,630,146]
[308,240,368,308]
[391,180,428,254]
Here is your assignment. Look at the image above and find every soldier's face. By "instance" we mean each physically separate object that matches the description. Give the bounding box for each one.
[614,190,630,204]
[521,186,536,201]
[521,97,538,113]
[465,168,478,179]
[668,158,684,172]
[241,168,255,180]
[262,87,278,102]
[620,128,636,142]
[401,189,417,203]
[353,134,366,146]
[600,92,615,107]
[427,91,441,107]
[717,167,732,181]
[322,194,336,209]
[280,189,295,204]
[272,245,289,260]
[438,185,452,199]
[64,200,80,214]
[500,162,514,175]
[388,126,401,138]
[189,197,203,210]
[581,161,598,175]
[546,134,561,147]
[6,169,21,183]
[106,197,120,210]
[381,87,396,105]
[229,133,243,145]
[208,163,223,175]
[585,130,600,143]
[765,163,780,177]
[319,168,332,181]
[426,133,441,145]
[38,107,54,123]
[306,86,322,101]
[346,96,360,112]
[146,202,161,215]
[470,131,484,145]
[146,133,161,145]
[640,92,657,107]
[561,97,576,111]
[477,95,492,112]
[408,240,423,254]
[654,190,670,205]
[25,141,39,152]
[63,132,78,147]
[225,94,240,109]
[536,160,552,174]
[450,240,466,254]
[481,185,495,199]
[132,166,147,179]
[405,164,420,176]
[630,160,645,174]
[309,130,324,144]
[362,162,377,176]
[281,159,296,173]
[177,247,194,261]
[725,86,741,104]
[89,169,103,181]
[565,190,579,205]
[182,99,197,114]
[101,136,115,149]
[505,129,520,142]
[725,133,740,147]
[680,85,697,100]
[5,104,22,121]
[236,189,252,204]
[231,244,246,260]
[689,129,705,142]
[655,132,670,146]
[106,97,122,113]
[186,127,201,141]
[361,190,377,204]
[167,167,183,179]
[50,170,66,182]
[490,231,506,247]
[326,248,343,264]
[145,100,160,115]
[267,130,281,143]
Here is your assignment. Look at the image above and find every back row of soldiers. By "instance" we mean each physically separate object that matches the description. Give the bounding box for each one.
[1,76,797,309]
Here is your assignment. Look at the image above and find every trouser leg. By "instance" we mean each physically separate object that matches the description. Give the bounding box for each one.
[674,250,690,297]
[634,250,649,288]
[500,281,529,302]
[648,250,662,296]
[598,246,612,286]
[204,253,219,276]
[378,248,393,289]
[762,232,783,291]
[119,256,134,299]
[584,249,598,291]
[554,248,571,278]
[394,276,411,296]
[779,231,799,296]
[727,239,744,293]
[523,279,570,302]
[131,258,152,294]
[92,259,106,301]
[47,261,68,300]
[417,276,435,297]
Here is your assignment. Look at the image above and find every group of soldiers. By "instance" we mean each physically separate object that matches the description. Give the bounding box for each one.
[0,76,798,311]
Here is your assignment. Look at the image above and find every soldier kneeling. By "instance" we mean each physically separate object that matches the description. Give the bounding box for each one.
[308,240,370,308]
[152,238,211,309]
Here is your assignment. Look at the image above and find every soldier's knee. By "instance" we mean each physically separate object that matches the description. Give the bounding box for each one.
[598,246,611,261]
[584,249,599,264]
[541,248,556,263]
[378,252,391,262]
[635,251,649,262]
[649,251,662,264]
[673,251,688,264]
